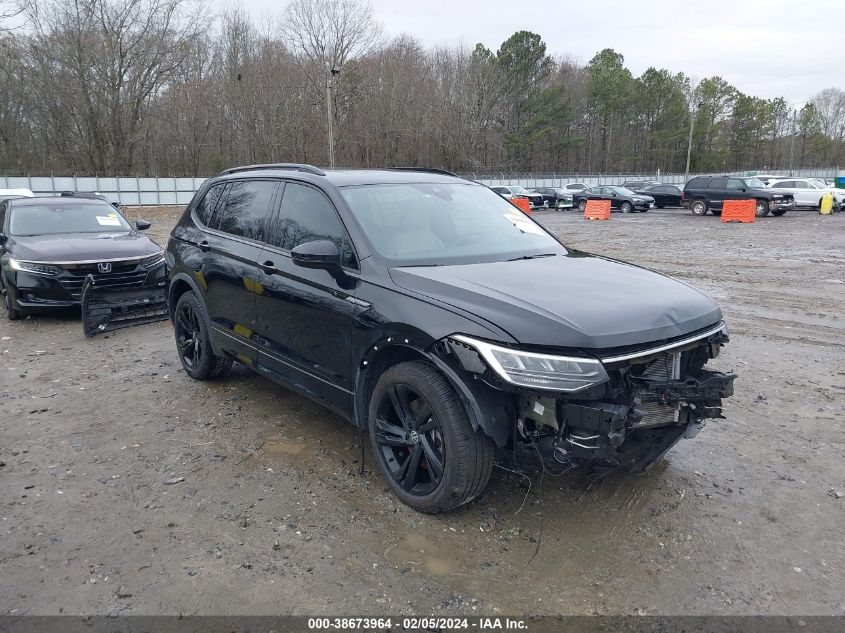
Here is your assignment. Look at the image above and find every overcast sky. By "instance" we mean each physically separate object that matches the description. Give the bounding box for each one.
[236,0,842,105]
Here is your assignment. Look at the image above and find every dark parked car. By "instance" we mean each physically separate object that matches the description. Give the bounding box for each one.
[166,164,735,513]
[634,184,684,208]
[0,197,163,319]
[622,180,660,190]
[573,186,655,213]
[529,187,574,209]
[682,176,795,217]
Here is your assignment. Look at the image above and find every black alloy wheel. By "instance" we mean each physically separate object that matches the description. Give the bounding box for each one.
[173,291,232,380]
[373,383,445,496]
[368,361,494,513]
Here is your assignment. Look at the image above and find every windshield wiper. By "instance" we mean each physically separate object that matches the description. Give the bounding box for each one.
[507,253,557,261]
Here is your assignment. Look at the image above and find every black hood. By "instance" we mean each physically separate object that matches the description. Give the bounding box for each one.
[11,232,160,262]
[390,253,722,350]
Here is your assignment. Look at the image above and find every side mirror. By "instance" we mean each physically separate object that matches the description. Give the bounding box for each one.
[135,219,151,231]
[291,239,341,273]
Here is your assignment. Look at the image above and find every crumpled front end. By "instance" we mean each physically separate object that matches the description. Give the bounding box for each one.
[437,323,735,472]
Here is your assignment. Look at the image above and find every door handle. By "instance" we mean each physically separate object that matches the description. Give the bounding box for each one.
[198,240,210,252]
[260,260,279,275]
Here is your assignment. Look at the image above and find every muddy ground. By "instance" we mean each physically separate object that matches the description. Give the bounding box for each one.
[1,206,843,616]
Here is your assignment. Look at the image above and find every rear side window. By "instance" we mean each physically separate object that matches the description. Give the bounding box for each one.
[708,177,727,190]
[726,178,745,190]
[269,182,356,268]
[686,177,707,189]
[216,180,278,241]
[194,183,226,227]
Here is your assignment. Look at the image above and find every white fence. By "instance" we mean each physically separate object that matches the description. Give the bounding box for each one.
[1,168,839,206]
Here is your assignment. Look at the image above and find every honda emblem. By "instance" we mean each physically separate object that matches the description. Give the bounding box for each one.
[97,262,112,273]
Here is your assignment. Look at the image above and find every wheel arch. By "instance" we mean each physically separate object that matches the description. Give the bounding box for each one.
[354,337,513,447]
[168,272,203,320]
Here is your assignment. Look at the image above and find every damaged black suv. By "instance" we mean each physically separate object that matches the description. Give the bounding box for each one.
[166,164,735,513]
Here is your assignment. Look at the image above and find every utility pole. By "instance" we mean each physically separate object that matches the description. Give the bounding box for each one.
[684,102,703,184]
[789,109,797,176]
[325,64,340,169]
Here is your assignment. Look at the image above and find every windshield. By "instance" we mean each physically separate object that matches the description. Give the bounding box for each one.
[744,178,765,188]
[509,186,530,195]
[9,201,132,236]
[550,188,568,195]
[809,179,827,189]
[339,183,566,266]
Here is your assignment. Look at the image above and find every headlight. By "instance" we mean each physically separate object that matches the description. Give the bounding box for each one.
[139,251,165,268]
[8,259,61,276]
[452,335,609,392]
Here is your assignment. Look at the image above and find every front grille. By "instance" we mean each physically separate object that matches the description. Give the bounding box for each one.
[58,262,148,299]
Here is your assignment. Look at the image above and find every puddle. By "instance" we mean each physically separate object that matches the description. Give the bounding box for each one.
[385,531,469,577]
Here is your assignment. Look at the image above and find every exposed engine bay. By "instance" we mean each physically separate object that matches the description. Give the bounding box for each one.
[439,324,735,473]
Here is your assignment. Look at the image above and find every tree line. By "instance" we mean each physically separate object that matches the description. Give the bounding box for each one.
[1,0,843,177]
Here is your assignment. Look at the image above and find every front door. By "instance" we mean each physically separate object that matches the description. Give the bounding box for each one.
[254,181,361,416]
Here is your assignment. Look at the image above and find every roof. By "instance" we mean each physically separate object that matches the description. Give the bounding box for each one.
[10,196,112,207]
[215,165,467,187]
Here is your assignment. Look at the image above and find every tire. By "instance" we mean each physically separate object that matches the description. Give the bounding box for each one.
[771,209,787,216]
[2,278,25,321]
[620,201,633,213]
[755,200,770,217]
[711,209,722,216]
[656,204,665,209]
[690,199,708,216]
[173,291,232,380]
[577,200,587,213]
[368,361,494,513]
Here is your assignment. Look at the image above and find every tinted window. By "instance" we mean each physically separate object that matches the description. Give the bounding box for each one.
[686,177,708,189]
[773,180,794,188]
[708,178,727,190]
[195,183,226,227]
[270,182,356,268]
[216,180,277,241]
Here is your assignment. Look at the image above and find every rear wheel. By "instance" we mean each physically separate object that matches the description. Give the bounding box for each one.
[2,279,25,321]
[368,361,494,513]
[690,199,708,216]
[173,291,232,380]
[755,200,770,217]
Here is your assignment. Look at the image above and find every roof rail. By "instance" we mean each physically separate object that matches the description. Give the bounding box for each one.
[217,163,326,177]
[386,167,459,177]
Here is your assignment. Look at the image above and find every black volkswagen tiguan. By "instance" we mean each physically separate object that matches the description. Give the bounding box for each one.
[166,164,735,513]
[1,196,164,319]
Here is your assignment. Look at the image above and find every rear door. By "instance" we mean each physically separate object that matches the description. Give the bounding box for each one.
[707,177,729,209]
[254,181,361,416]
[201,179,280,365]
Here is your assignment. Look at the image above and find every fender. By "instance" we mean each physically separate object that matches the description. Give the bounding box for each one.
[353,337,513,447]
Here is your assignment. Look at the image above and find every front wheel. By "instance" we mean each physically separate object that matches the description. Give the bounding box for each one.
[368,361,494,513]
[755,200,770,217]
[2,279,25,321]
[620,201,633,213]
[173,291,232,380]
[577,200,587,213]
[690,200,708,216]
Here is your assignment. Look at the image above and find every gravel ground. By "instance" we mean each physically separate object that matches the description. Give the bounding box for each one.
[1,206,843,616]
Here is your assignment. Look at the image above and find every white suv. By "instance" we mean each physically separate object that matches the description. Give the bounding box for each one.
[767,178,844,209]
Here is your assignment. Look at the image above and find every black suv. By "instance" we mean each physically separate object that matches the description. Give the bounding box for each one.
[683,176,795,217]
[166,164,735,513]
